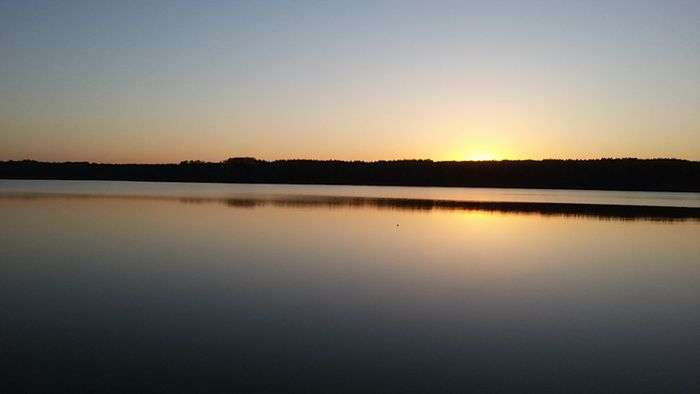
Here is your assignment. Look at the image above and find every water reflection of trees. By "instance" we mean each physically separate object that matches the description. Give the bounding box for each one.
[2,192,698,222]
[204,195,699,222]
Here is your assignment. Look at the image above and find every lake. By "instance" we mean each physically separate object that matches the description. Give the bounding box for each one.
[1,180,699,393]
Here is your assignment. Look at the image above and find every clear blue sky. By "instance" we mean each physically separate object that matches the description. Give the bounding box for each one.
[2,0,699,162]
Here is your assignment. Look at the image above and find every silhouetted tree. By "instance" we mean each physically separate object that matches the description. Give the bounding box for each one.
[1,158,698,192]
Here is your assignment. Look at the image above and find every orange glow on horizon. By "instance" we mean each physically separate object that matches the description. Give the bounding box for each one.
[465,152,498,161]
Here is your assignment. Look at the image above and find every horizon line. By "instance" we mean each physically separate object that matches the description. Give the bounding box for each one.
[3,156,699,165]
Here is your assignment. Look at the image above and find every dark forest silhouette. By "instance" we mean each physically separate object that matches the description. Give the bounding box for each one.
[1,157,699,192]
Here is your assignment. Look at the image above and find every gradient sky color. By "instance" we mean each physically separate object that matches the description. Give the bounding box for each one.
[1,0,699,163]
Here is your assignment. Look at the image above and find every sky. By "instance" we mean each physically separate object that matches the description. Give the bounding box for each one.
[1,0,699,163]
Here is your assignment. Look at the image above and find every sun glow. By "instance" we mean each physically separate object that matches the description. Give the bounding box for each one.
[465,152,498,161]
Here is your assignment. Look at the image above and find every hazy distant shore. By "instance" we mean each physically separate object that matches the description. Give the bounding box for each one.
[2,158,699,193]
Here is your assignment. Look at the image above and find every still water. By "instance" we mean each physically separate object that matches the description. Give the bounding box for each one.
[1,180,699,393]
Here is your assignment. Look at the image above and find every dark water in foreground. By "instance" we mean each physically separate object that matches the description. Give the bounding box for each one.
[1,181,699,393]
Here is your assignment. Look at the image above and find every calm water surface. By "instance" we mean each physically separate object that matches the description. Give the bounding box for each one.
[1,180,699,393]
[3,179,700,207]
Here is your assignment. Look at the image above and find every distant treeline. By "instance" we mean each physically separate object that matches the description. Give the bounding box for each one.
[1,158,699,192]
